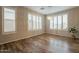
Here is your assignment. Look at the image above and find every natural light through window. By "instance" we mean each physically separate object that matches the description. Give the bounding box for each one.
[3,7,16,33]
[63,14,68,30]
[28,14,42,31]
[58,16,62,30]
[49,14,68,31]
[28,14,33,31]
[49,18,53,29]
[54,16,57,29]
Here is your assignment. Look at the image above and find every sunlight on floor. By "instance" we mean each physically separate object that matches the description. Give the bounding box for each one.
[48,38,70,53]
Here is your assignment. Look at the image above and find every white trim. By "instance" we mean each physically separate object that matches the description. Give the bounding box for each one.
[2,7,17,35]
[0,32,45,45]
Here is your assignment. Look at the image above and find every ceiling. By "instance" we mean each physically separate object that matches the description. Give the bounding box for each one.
[26,6,76,15]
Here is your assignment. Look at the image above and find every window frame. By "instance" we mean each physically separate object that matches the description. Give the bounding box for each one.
[49,17,54,30]
[28,13,42,31]
[53,16,58,30]
[38,16,42,30]
[62,14,68,31]
[48,13,68,31]
[57,15,63,30]
[2,7,16,34]
[28,13,33,31]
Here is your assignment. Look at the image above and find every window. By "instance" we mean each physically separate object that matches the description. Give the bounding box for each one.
[39,16,42,29]
[63,14,68,30]
[3,7,16,34]
[28,14,33,31]
[33,16,36,30]
[49,18,53,29]
[54,16,57,29]
[36,16,39,30]
[49,14,68,30]
[28,14,42,31]
[58,16,62,30]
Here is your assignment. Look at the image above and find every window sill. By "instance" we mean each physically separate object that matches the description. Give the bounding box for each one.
[2,31,16,35]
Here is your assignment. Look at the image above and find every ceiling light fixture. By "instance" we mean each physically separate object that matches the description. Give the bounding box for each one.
[48,6,52,7]
[47,16,52,20]
[40,7,45,10]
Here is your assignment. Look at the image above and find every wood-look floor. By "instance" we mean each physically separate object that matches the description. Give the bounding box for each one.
[0,33,79,53]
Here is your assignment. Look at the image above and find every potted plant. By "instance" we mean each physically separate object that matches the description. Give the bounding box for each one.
[68,27,78,40]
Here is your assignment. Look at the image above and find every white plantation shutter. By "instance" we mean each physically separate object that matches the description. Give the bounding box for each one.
[49,14,68,31]
[39,16,42,29]
[28,14,42,31]
[63,14,68,30]
[36,16,39,30]
[33,16,36,30]
[50,18,54,29]
[54,16,57,29]
[58,16,62,30]
[28,14,33,31]
[3,8,16,33]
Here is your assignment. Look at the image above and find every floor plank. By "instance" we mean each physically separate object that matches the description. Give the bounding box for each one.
[0,33,79,53]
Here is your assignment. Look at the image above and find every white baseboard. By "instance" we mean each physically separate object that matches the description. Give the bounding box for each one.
[0,32,45,45]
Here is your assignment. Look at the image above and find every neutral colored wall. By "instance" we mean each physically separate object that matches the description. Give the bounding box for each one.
[0,6,79,45]
[0,6,45,45]
[46,7,79,38]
